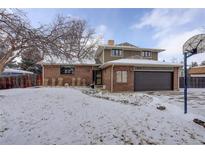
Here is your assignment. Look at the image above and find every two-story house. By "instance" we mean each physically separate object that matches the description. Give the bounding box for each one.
[41,40,182,92]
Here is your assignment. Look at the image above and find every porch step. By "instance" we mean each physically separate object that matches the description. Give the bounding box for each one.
[94,85,104,89]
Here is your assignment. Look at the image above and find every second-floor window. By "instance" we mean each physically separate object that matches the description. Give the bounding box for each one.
[142,51,152,57]
[111,49,123,57]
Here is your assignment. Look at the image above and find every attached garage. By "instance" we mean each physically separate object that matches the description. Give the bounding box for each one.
[100,59,182,92]
[134,71,173,91]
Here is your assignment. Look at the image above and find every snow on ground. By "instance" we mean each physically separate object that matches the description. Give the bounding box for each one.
[0,87,205,145]
[142,89,205,117]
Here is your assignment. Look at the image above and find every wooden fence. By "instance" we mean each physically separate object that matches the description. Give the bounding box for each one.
[180,77,205,88]
[0,74,42,89]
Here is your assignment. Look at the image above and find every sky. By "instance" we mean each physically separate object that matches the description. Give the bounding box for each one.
[24,8,205,64]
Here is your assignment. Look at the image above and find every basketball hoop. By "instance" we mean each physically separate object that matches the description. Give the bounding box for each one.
[183,34,205,114]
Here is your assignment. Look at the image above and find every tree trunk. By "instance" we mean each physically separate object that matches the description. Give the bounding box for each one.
[0,64,4,75]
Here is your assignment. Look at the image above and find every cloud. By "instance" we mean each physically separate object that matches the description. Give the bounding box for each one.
[157,29,204,62]
[132,9,205,64]
[96,24,113,43]
[96,24,107,35]
[95,24,108,43]
[134,9,197,29]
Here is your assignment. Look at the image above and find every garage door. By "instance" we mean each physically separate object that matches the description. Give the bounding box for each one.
[134,71,173,91]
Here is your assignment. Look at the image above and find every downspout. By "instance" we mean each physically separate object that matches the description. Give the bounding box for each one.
[111,64,114,92]
[42,65,45,86]
[178,67,180,90]
[102,48,105,64]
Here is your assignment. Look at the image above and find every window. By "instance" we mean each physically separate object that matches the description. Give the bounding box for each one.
[116,71,127,83]
[111,49,123,57]
[60,65,75,74]
[142,51,152,57]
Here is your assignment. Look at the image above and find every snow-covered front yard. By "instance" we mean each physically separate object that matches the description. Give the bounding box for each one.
[143,89,205,117]
[0,87,204,144]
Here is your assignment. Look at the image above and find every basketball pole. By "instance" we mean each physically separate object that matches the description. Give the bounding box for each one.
[184,52,188,114]
[183,36,204,114]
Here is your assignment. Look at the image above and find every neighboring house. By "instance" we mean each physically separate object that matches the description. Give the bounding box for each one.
[41,40,182,92]
[189,66,205,77]
[0,68,33,77]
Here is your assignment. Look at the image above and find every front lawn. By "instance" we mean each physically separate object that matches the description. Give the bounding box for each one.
[0,87,204,144]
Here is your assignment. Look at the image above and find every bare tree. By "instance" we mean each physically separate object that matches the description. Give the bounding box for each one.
[200,60,205,66]
[0,9,45,73]
[171,57,178,63]
[45,15,99,63]
[0,10,99,74]
[190,61,198,67]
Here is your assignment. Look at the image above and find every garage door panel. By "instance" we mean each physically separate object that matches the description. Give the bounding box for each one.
[134,71,173,91]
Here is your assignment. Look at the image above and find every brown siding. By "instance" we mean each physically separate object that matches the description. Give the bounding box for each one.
[104,49,121,62]
[43,65,93,86]
[103,49,158,62]
[104,49,142,62]
[152,52,158,60]
[98,51,104,63]
[123,50,141,58]
[102,66,111,91]
[113,66,134,92]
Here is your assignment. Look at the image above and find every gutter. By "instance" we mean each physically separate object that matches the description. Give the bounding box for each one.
[42,65,45,86]
[102,47,105,63]
[99,45,165,52]
[111,64,114,92]
[100,63,183,69]
[41,63,101,66]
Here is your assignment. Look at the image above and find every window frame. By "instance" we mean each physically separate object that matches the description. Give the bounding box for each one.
[116,71,128,83]
[60,65,75,75]
[142,51,152,57]
[111,49,123,57]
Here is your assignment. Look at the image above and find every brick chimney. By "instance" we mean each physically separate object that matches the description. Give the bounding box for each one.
[108,40,114,46]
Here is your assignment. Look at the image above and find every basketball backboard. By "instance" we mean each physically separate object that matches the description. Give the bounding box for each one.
[183,34,205,54]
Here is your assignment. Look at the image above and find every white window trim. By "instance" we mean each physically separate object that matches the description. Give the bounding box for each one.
[116,71,127,83]
[111,49,123,57]
[142,51,152,57]
[122,71,127,83]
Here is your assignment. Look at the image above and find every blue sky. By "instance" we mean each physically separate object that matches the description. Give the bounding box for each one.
[24,8,205,64]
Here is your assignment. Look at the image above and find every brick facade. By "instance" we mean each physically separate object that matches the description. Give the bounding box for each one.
[102,65,180,92]
[112,66,134,92]
[102,65,134,92]
[43,64,180,92]
[102,66,111,91]
[43,65,93,86]
[173,67,180,90]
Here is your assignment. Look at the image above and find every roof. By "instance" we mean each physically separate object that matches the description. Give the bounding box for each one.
[100,59,183,69]
[1,69,34,76]
[3,68,33,74]
[95,42,165,57]
[189,65,205,74]
[191,65,205,68]
[38,56,100,66]
[116,42,138,48]
[190,74,205,77]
